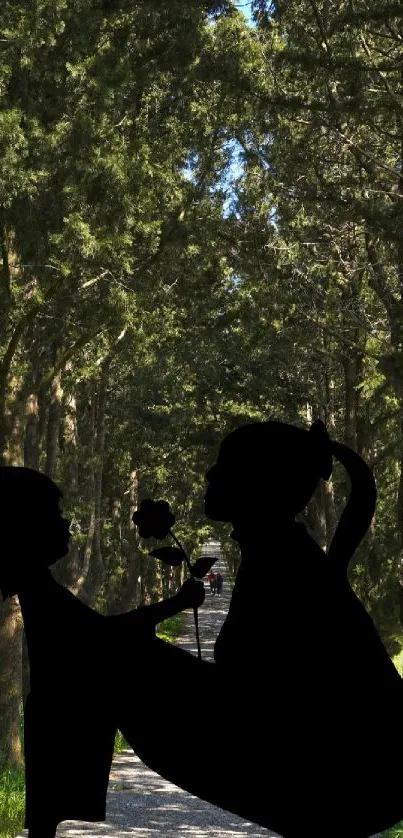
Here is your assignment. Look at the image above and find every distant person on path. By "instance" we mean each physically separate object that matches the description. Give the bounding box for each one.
[215,571,223,597]
[207,569,216,595]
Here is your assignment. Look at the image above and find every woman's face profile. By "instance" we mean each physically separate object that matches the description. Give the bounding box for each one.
[204,450,242,522]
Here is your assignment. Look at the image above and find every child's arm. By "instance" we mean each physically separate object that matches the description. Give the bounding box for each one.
[121,578,205,630]
[143,578,205,625]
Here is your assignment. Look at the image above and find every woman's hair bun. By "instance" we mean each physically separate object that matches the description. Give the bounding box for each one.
[309,419,333,480]
[310,419,327,436]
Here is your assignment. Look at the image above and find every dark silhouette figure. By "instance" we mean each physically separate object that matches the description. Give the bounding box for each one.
[0,467,203,838]
[215,571,223,597]
[3,418,403,838]
[119,420,403,838]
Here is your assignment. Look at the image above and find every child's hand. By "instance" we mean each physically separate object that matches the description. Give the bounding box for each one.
[176,578,205,610]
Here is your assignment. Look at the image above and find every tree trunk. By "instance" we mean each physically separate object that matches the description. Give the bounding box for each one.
[322,477,337,551]
[310,482,327,550]
[68,382,97,601]
[45,372,63,480]
[0,597,24,769]
[161,565,170,600]
[91,368,109,598]
[115,466,142,611]
[113,549,143,614]
[21,629,30,710]
[397,414,403,561]
[0,390,31,768]
[305,400,330,549]
[50,387,83,594]
[319,372,337,550]
[62,390,78,491]
[3,392,25,466]
[81,366,110,606]
[343,355,357,451]
[24,393,40,470]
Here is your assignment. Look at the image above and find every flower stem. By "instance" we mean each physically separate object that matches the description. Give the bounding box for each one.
[169,530,192,572]
[169,529,201,660]
[194,606,202,661]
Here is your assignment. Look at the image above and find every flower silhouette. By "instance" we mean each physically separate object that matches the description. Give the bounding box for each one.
[132,499,175,540]
[132,496,216,661]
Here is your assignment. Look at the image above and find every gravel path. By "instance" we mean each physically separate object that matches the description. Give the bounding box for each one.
[17,546,384,838]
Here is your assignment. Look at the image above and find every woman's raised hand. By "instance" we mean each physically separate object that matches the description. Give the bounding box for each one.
[176,577,205,610]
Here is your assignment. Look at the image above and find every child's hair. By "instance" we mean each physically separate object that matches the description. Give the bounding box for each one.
[0,467,63,599]
[0,466,61,513]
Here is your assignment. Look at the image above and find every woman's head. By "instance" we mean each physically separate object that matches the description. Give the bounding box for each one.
[204,419,332,527]
[0,467,71,599]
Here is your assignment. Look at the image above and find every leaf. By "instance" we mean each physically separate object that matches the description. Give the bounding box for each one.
[149,546,185,566]
[191,556,217,578]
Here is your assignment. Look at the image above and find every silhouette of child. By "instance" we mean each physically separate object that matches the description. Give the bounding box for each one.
[0,467,203,838]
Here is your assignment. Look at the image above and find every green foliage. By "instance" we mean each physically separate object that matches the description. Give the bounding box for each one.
[0,766,25,838]
[114,729,129,755]
[381,824,403,838]
[156,612,185,644]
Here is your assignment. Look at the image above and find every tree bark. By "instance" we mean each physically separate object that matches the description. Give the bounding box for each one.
[343,355,358,452]
[63,390,79,492]
[45,372,63,480]
[24,393,40,470]
[80,366,109,606]
[397,414,403,561]
[0,597,24,769]
[69,385,97,600]
[2,393,25,466]
[319,371,337,549]
[0,388,32,767]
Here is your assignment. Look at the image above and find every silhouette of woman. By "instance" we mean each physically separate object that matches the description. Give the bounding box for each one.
[0,467,204,838]
[120,420,403,838]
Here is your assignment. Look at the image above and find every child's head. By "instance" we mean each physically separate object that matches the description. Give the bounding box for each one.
[205,420,332,527]
[0,467,71,599]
